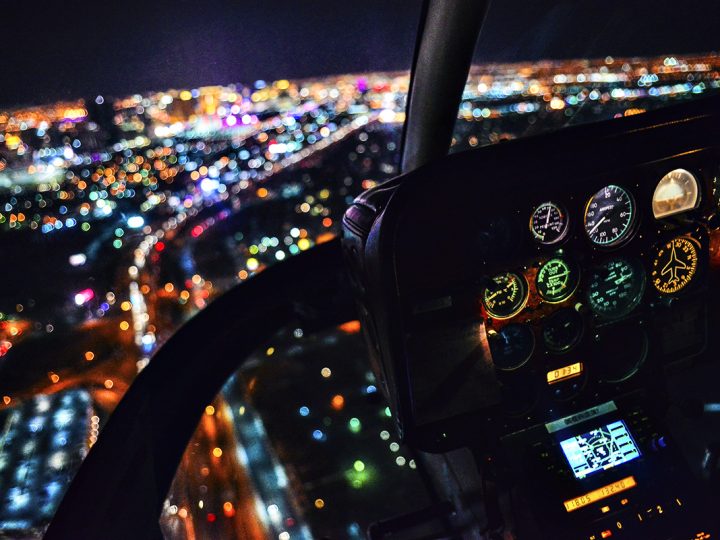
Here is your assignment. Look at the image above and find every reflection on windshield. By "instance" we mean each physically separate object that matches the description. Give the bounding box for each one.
[452,53,720,152]
[162,325,430,538]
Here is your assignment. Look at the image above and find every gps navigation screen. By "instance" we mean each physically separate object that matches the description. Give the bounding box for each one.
[559,420,641,479]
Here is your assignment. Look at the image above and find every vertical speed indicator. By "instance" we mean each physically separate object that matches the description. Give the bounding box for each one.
[584,185,636,247]
[530,202,569,245]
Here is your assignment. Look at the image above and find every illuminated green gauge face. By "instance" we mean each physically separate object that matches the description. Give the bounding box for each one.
[542,308,584,353]
[587,258,646,319]
[650,236,699,295]
[488,324,535,371]
[584,185,636,247]
[530,202,569,244]
[483,272,529,320]
[536,258,579,303]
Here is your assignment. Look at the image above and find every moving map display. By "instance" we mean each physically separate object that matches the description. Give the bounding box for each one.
[560,420,641,479]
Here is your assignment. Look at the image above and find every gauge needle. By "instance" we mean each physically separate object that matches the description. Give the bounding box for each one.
[587,216,606,235]
[545,210,551,226]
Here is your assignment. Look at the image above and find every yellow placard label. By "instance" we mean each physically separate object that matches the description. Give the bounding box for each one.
[564,476,637,512]
[547,362,583,385]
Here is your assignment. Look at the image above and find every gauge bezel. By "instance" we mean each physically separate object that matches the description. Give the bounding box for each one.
[542,308,584,353]
[488,323,536,371]
[583,184,638,249]
[650,235,700,295]
[652,168,701,220]
[482,271,529,320]
[587,257,646,320]
[529,201,569,245]
[535,258,580,304]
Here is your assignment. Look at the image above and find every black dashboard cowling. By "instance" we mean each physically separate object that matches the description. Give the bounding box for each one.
[343,95,720,453]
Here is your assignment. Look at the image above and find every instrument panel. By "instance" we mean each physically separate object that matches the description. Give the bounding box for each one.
[395,152,715,442]
[479,167,710,417]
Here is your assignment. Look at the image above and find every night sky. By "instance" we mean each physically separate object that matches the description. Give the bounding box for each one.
[2,0,719,108]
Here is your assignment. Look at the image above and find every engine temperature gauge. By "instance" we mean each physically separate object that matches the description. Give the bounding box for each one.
[650,236,699,295]
[530,202,568,244]
[483,272,528,320]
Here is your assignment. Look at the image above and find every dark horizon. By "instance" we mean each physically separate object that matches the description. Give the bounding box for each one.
[3,0,720,109]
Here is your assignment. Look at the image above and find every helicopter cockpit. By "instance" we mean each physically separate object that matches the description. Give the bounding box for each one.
[34,1,720,539]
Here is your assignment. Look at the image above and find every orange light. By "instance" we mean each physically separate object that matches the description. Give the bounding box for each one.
[2,396,10,405]
[257,187,268,198]
[331,394,345,411]
[104,379,114,389]
[547,362,583,385]
[601,531,613,539]
[49,372,60,383]
[564,476,637,513]
[338,320,361,334]
[212,447,223,458]
[84,351,95,361]
[205,405,215,415]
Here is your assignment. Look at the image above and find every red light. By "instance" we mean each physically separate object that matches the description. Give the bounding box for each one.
[74,288,95,306]
[191,225,203,238]
[601,531,612,539]
[206,513,216,523]
[155,241,166,252]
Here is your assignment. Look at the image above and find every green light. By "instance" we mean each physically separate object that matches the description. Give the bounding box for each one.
[114,228,124,238]
[113,239,123,249]
[384,407,391,418]
[81,222,91,231]
[353,460,365,472]
[348,417,361,433]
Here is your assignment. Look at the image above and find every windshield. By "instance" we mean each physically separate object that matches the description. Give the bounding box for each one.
[451,0,720,152]
[0,1,419,537]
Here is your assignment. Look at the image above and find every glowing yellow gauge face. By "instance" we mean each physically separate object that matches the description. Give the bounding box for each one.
[650,237,699,295]
[652,169,700,219]
[482,272,528,319]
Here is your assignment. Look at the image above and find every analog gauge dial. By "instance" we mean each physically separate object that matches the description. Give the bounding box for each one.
[536,258,579,303]
[530,202,568,244]
[650,236,699,295]
[489,324,535,371]
[584,185,636,247]
[542,308,584,353]
[483,272,528,320]
[587,258,645,319]
[652,168,700,219]
[595,326,648,383]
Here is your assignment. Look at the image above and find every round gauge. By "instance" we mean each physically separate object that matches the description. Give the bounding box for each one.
[584,185,636,247]
[652,168,700,219]
[530,202,568,244]
[536,258,579,303]
[489,324,535,371]
[542,308,584,353]
[650,236,699,295]
[587,258,645,319]
[483,272,528,320]
[595,326,648,383]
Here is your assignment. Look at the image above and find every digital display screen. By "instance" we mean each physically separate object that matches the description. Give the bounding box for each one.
[547,362,583,384]
[559,420,641,479]
[563,476,637,512]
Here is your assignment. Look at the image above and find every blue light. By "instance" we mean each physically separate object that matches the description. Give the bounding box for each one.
[299,406,310,417]
[365,385,377,394]
[312,429,326,441]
